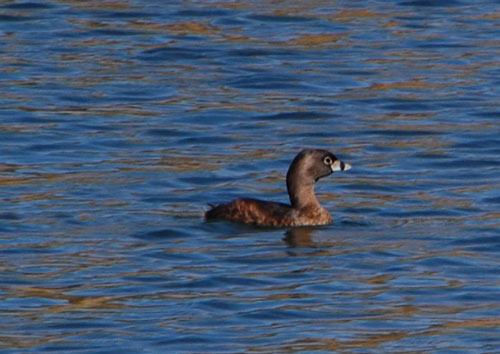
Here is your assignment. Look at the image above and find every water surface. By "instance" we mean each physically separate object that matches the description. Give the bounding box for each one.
[1,0,499,353]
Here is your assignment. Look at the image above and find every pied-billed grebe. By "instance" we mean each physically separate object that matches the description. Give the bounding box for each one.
[205,149,351,227]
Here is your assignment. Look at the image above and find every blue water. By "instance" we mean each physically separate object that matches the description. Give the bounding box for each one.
[1,0,499,353]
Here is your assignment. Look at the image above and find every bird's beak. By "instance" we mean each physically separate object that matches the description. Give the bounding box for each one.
[331,160,352,172]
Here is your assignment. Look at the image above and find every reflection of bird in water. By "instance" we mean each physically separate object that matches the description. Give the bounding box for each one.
[206,149,351,227]
[283,228,315,248]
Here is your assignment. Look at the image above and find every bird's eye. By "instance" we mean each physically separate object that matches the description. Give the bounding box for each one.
[323,156,333,165]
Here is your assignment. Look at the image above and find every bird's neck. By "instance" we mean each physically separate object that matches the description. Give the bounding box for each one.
[287,179,321,209]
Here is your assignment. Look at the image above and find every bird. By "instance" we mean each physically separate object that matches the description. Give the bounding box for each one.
[205,149,351,227]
